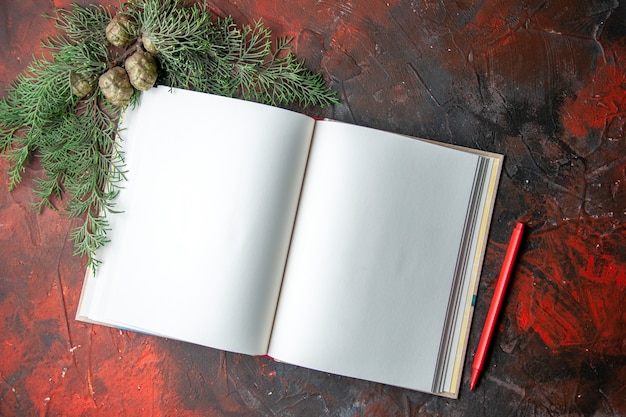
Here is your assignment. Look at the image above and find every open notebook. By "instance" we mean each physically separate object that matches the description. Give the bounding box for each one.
[76,86,502,398]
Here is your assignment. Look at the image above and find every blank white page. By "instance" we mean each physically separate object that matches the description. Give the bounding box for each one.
[77,87,314,355]
[268,120,481,392]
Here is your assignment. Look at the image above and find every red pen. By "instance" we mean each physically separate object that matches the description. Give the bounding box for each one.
[470,222,525,391]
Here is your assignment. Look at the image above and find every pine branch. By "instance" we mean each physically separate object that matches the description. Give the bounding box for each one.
[0,0,337,271]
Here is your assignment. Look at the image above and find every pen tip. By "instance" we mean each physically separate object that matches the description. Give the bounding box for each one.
[470,372,479,391]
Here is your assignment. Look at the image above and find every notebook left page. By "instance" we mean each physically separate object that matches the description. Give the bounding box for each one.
[76,87,315,355]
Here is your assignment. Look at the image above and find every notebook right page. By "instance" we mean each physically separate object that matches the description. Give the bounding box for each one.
[268,120,498,394]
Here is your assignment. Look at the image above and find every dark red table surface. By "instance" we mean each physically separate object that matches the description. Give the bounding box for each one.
[1,0,625,416]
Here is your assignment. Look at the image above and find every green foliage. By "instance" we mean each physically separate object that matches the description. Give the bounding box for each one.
[0,0,337,270]
[130,0,337,106]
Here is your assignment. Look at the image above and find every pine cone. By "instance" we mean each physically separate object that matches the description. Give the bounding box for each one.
[70,72,96,98]
[98,67,134,107]
[125,51,158,91]
[105,15,136,47]
[142,34,159,54]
